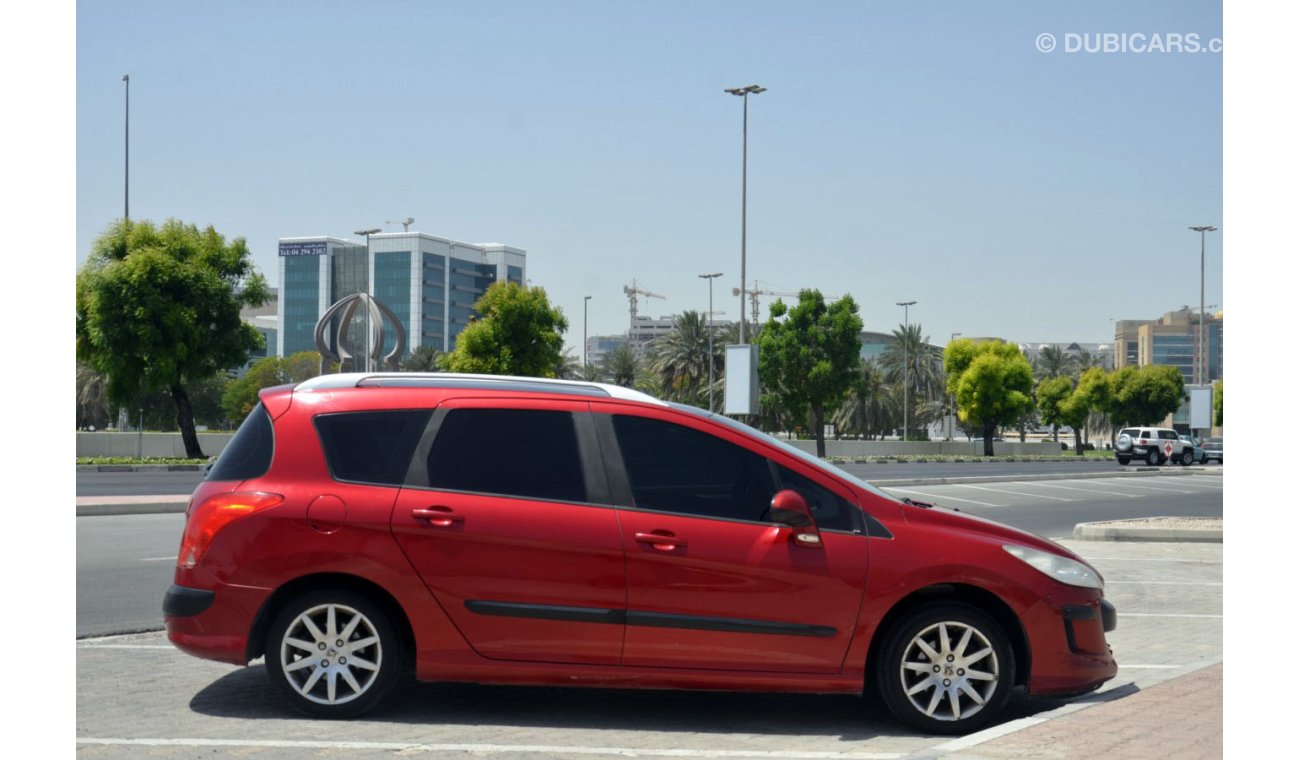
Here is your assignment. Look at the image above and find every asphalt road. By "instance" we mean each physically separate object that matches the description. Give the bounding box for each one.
[75,471,1222,638]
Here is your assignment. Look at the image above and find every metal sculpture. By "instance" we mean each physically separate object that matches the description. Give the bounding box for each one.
[313,293,407,374]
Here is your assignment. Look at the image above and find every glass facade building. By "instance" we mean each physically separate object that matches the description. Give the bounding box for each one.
[277,233,526,362]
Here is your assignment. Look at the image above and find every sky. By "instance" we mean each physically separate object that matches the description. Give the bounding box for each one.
[75,0,1223,354]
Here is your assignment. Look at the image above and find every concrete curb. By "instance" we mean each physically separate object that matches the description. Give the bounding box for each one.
[76,464,204,472]
[1073,519,1223,543]
[870,467,1214,488]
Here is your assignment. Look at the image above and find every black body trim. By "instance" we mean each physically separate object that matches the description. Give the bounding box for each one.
[163,585,216,617]
[1101,599,1118,632]
[465,600,837,638]
[1061,605,1098,621]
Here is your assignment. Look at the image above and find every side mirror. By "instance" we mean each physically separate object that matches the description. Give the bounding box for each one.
[769,490,822,547]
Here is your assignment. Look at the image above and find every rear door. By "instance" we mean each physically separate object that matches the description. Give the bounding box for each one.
[391,398,626,665]
[598,407,868,674]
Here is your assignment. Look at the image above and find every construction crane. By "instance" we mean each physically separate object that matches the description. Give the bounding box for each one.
[622,279,666,332]
[732,282,801,325]
[387,217,414,231]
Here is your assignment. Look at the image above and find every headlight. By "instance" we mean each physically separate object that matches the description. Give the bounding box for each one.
[1003,544,1103,589]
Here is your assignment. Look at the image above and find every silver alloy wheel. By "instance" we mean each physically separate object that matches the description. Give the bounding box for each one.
[279,603,383,706]
[898,621,1000,722]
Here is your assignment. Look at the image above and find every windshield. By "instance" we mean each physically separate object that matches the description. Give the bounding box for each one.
[667,402,900,503]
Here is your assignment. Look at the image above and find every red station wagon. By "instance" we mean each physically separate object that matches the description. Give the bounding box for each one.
[165,373,1117,734]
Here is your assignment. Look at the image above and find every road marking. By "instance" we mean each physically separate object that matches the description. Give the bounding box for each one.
[952,484,1074,501]
[77,644,175,650]
[1144,477,1222,490]
[75,739,904,758]
[1098,481,1196,494]
[883,488,1006,507]
[1106,581,1222,586]
[931,715,1052,752]
[1080,557,1221,564]
[1022,482,1139,498]
[1120,613,1222,619]
[139,556,176,562]
[1119,664,1184,669]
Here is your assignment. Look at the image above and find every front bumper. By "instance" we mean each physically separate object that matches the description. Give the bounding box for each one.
[1024,594,1119,696]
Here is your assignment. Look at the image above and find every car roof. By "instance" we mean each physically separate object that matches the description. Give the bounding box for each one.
[293,372,669,406]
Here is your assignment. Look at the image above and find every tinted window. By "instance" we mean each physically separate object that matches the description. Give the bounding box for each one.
[315,410,431,485]
[207,403,273,481]
[775,465,858,533]
[612,415,776,523]
[1158,430,1178,440]
[427,409,586,503]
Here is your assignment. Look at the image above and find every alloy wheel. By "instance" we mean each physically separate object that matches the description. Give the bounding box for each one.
[279,603,383,705]
[898,621,1000,722]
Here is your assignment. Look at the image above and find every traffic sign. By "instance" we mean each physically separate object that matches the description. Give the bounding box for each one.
[1164,441,1174,457]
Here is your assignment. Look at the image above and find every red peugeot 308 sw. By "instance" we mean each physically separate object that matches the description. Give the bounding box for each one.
[165,373,1116,734]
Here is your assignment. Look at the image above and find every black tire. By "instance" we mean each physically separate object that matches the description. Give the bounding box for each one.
[265,589,401,719]
[1180,449,1194,466]
[1116,455,1131,465]
[876,603,1014,735]
[1146,449,1160,466]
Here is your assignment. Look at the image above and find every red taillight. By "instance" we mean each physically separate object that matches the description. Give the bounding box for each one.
[178,492,283,569]
[1138,439,1147,445]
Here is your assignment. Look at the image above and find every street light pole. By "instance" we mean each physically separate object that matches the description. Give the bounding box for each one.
[725,84,765,344]
[699,273,723,411]
[354,228,381,371]
[122,74,129,220]
[1188,226,1218,390]
[897,301,917,441]
[583,295,592,371]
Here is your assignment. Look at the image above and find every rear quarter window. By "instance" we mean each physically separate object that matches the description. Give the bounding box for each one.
[315,410,432,486]
[207,403,274,482]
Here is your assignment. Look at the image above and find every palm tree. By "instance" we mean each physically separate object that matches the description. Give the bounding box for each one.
[1073,347,1108,375]
[76,362,112,429]
[880,324,945,410]
[553,347,583,380]
[601,344,640,388]
[580,362,603,382]
[1035,345,1076,381]
[834,358,899,440]
[646,311,716,407]
[399,345,442,372]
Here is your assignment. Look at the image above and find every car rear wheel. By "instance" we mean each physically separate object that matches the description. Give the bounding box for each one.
[1116,455,1131,465]
[265,590,400,719]
[876,603,1014,735]
[1146,449,1160,466]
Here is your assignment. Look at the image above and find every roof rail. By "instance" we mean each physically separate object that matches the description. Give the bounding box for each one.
[293,372,668,406]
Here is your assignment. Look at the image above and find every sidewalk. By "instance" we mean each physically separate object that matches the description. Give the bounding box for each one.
[944,662,1222,759]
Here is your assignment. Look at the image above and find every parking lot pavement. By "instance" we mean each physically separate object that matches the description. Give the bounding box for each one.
[75,540,1220,759]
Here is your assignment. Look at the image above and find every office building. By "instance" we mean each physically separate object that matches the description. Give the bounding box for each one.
[1113,307,1223,385]
[277,232,525,360]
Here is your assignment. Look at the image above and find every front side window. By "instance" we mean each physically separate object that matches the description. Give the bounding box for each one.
[774,464,858,533]
[612,414,776,523]
[426,408,586,503]
[315,410,432,486]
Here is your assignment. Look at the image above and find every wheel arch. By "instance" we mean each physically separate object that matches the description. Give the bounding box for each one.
[245,572,416,672]
[863,583,1031,691]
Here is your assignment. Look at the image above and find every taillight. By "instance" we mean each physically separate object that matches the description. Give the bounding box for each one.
[178,492,283,569]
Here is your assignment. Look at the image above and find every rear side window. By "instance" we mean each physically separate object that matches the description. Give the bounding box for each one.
[426,408,587,503]
[315,410,432,486]
[207,403,273,482]
[612,414,776,523]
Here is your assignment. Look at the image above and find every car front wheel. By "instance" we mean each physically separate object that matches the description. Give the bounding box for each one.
[1181,449,1194,466]
[876,603,1014,735]
[265,590,401,719]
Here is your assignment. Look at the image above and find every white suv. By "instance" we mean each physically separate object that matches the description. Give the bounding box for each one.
[1114,427,1196,466]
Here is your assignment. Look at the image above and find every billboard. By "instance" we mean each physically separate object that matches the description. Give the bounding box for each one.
[724,344,759,415]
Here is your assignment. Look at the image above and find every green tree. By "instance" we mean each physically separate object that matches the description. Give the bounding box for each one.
[221,351,323,423]
[880,323,945,418]
[647,311,718,408]
[1034,345,1076,381]
[399,345,443,372]
[1106,364,1186,428]
[945,339,1035,457]
[1036,375,1074,443]
[1213,379,1223,427]
[554,347,582,380]
[76,362,112,430]
[76,219,270,457]
[1059,367,1110,455]
[439,282,568,377]
[757,290,863,458]
[833,358,898,440]
[601,343,640,388]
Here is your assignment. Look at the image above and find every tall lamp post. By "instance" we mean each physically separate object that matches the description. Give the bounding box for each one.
[896,301,917,441]
[122,74,129,220]
[699,272,723,411]
[948,332,962,440]
[725,84,765,344]
[583,295,592,371]
[1188,226,1218,391]
[353,228,381,371]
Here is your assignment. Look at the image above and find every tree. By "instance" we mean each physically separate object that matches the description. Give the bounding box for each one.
[647,311,718,408]
[76,219,270,457]
[400,345,443,372]
[880,323,945,419]
[1213,379,1223,427]
[221,351,322,423]
[553,347,582,380]
[1036,375,1074,443]
[757,290,863,458]
[439,282,568,377]
[1034,345,1076,381]
[601,343,640,388]
[76,362,112,430]
[945,339,1035,457]
[1061,367,1110,454]
[1106,364,1186,428]
[1073,347,1108,375]
[833,358,898,440]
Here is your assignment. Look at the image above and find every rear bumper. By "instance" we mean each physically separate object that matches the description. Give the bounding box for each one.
[165,579,271,666]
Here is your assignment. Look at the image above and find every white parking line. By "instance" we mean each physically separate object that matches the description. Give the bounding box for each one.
[1100,481,1196,494]
[77,644,175,650]
[1105,581,1222,586]
[952,484,1074,501]
[1019,482,1138,498]
[883,488,1006,507]
[75,739,904,759]
[1119,664,1184,669]
[139,556,176,562]
[1081,557,1221,564]
[1143,477,1223,490]
[1120,613,1222,619]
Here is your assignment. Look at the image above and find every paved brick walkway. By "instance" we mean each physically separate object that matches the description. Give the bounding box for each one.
[955,663,1222,759]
